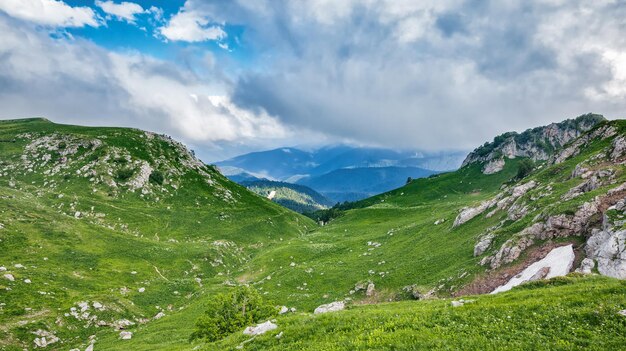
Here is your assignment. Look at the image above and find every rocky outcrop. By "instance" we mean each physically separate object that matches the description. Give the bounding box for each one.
[462,114,605,172]
[483,158,505,174]
[455,181,536,228]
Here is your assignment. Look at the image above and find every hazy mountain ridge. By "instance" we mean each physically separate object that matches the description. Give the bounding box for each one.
[217,146,465,202]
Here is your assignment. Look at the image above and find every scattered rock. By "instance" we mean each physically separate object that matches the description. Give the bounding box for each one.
[275,331,284,339]
[24,279,31,284]
[138,287,145,293]
[0,266,5,272]
[14,263,24,269]
[314,301,345,314]
[474,233,495,256]
[4,273,15,281]
[451,300,464,307]
[119,331,133,340]
[618,310,626,317]
[33,330,59,348]
[153,312,165,320]
[434,219,445,225]
[279,306,289,314]
[242,321,277,336]
[365,282,376,297]
[575,258,595,274]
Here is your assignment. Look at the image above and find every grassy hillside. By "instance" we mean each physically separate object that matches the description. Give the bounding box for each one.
[211,275,626,351]
[0,118,314,350]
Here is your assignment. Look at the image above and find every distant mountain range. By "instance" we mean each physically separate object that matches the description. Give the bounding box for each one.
[216,145,466,202]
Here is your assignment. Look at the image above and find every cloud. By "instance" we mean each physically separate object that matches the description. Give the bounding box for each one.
[0,13,288,149]
[175,0,626,151]
[0,0,99,27]
[95,0,144,23]
[159,5,226,42]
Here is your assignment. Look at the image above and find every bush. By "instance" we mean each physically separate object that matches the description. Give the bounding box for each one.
[516,159,534,179]
[149,170,164,185]
[116,167,135,181]
[190,286,277,342]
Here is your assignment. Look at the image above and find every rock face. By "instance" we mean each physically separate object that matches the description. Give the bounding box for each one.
[243,321,278,336]
[314,301,345,314]
[491,245,575,294]
[575,258,595,274]
[482,158,505,175]
[585,225,626,279]
[462,114,604,173]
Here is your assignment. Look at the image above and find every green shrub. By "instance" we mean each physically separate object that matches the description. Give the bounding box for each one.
[149,170,164,185]
[116,167,135,181]
[190,286,277,342]
[516,159,534,179]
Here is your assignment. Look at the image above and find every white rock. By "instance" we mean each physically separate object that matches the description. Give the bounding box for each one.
[314,301,345,314]
[242,321,277,336]
[618,310,626,317]
[483,158,505,174]
[0,266,6,272]
[279,306,289,314]
[92,301,103,310]
[275,331,283,339]
[153,312,165,320]
[74,211,81,218]
[85,344,94,351]
[290,262,296,267]
[24,279,31,284]
[120,331,133,340]
[451,301,464,307]
[575,258,595,274]
[4,273,14,281]
[366,282,375,297]
[492,245,575,294]
[138,287,145,293]
[14,263,24,269]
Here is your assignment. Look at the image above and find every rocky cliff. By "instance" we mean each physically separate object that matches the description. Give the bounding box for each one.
[462,114,606,174]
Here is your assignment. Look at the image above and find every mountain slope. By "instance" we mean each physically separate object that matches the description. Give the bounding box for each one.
[241,180,334,213]
[0,118,313,350]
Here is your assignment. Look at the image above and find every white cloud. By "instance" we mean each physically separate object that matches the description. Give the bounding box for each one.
[95,0,144,23]
[160,8,226,42]
[0,0,99,27]
[0,15,288,146]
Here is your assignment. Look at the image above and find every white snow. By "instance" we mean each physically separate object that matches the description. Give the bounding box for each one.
[491,244,575,294]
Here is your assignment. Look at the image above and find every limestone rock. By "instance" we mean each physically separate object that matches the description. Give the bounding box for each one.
[242,321,277,336]
[365,282,375,297]
[314,301,345,314]
[474,233,495,257]
[575,258,595,274]
[483,158,505,174]
[119,331,133,340]
[3,273,14,281]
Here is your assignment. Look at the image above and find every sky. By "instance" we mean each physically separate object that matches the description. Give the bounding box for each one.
[0,0,625,162]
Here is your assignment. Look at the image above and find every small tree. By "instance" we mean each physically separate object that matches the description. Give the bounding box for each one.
[516,159,534,179]
[190,286,277,342]
[149,170,164,185]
